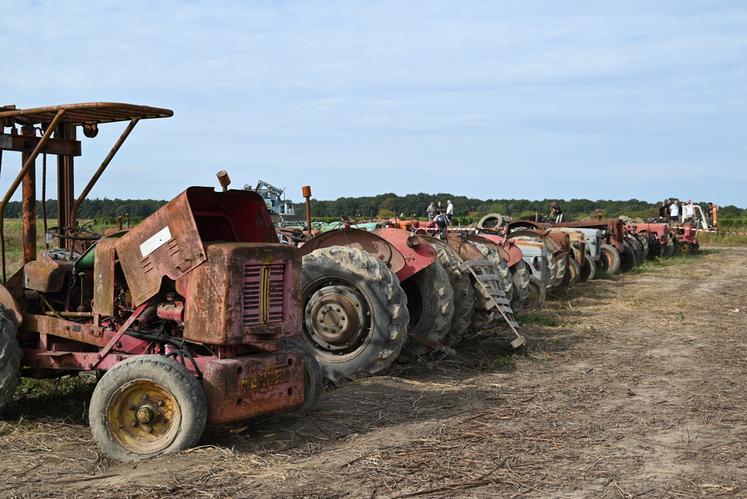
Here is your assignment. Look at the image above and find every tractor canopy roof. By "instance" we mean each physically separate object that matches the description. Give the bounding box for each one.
[0,102,173,126]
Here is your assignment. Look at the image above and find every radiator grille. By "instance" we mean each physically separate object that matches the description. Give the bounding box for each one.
[243,264,285,326]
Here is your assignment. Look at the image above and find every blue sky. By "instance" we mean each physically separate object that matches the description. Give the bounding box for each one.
[1,1,745,206]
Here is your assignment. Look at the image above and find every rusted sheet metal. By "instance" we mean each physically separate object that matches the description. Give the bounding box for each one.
[300,228,407,276]
[117,187,280,307]
[465,234,511,263]
[181,243,301,345]
[116,190,207,306]
[23,251,71,293]
[374,228,436,281]
[0,133,81,156]
[22,314,106,346]
[198,351,305,424]
[92,238,119,316]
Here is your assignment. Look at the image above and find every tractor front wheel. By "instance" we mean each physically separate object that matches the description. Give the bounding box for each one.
[600,244,621,274]
[510,261,531,312]
[579,256,597,281]
[524,276,547,311]
[89,355,208,462]
[0,306,20,416]
[620,242,637,272]
[301,247,408,385]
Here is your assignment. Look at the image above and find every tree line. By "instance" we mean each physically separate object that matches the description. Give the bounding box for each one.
[296,193,747,223]
[4,195,744,225]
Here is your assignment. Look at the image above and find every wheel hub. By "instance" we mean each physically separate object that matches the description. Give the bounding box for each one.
[305,284,369,352]
[106,380,180,455]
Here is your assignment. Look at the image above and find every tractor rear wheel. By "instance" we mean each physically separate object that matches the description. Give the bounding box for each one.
[401,262,455,355]
[620,242,637,272]
[600,244,621,274]
[510,261,531,313]
[426,239,475,346]
[472,242,514,304]
[525,276,546,311]
[0,306,20,416]
[89,355,208,462]
[301,247,408,384]
[580,256,597,281]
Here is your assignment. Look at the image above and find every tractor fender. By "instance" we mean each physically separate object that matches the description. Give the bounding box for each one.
[299,228,407,278]
[373,227,437,281]
[465,235,510,263]
[472,234,523,268]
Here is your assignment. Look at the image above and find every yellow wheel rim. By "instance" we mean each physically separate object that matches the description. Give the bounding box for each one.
[106,379,182,455]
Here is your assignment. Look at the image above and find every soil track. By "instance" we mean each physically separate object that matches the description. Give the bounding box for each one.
[2,248,746,497]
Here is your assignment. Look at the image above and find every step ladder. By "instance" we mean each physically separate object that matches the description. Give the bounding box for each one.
[463,259,526,349]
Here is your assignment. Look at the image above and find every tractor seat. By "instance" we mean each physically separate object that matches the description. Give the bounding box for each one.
[75,230,128,270]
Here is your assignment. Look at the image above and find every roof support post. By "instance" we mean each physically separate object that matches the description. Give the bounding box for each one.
[71,118,139,227]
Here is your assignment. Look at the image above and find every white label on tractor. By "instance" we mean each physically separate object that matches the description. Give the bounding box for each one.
[140,227,172,257]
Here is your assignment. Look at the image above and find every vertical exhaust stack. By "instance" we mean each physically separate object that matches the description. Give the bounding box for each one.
[216,170,231,192]
[302,185,312,236]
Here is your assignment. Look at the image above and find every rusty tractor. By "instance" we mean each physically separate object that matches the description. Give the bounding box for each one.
[0,103,321,461]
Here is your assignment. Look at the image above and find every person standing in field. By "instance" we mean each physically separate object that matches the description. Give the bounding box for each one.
[683,200,695,223]
[550,201,563,223]
[446,200,454,221]
[658,201,668,220]
[426,202,436,221]
[434,208,450,240]
[669,199,680,223]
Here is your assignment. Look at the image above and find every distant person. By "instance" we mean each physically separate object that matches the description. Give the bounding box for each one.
[658,201,668,219]
[669,199,680,223]
[446,200,454,221]
[426,202,436,221]
[550,201,563,223]
[683,200,695,223]
[434,209,450,240]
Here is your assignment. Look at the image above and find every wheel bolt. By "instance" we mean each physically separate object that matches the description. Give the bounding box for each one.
[142,394,149,401]
[157,400,164,407]
[131,420,138,427]
[146,425,153,434]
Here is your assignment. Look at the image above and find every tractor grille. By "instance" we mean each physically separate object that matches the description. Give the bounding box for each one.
[242,263,285,326]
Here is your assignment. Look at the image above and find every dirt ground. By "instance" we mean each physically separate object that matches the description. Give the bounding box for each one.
[2,247,746,498]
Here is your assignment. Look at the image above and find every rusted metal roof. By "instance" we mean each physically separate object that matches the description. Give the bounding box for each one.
[0,102,173,126]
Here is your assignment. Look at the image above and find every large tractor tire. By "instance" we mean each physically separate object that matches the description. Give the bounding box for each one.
[600,244,621,274]
[545,250,558,289]
[477,213,506,230]
[635,233,649,260]
[567,257,581,285]
[301,247,409,384]
[579,256,597,282]
[426,240,475,346]
[89,355,208,462]
[525,276,546,311]
[0,306,21,416]
[401,262,455,356]
[471,242,515,304]
[620,242,637,272]
[510,261,531,313]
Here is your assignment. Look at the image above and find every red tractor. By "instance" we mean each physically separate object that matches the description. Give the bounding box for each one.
[0,103,320,461]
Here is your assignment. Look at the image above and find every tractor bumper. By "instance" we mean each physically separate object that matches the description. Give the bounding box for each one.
[201,351,305,424]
